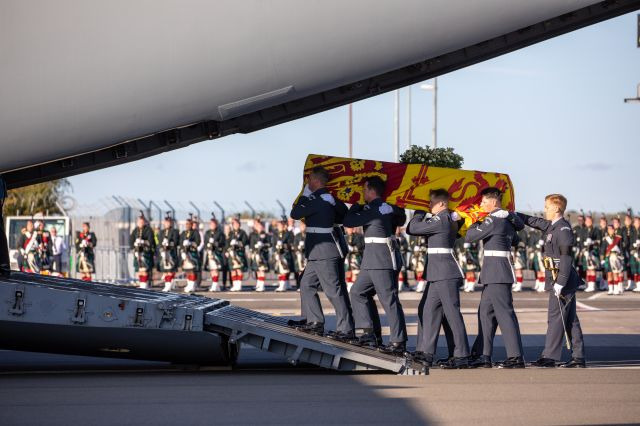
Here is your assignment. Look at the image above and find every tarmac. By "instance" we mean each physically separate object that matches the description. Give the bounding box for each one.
[1,283,639,425]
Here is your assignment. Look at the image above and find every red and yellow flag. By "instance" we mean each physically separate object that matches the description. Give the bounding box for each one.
[299,154,515,233]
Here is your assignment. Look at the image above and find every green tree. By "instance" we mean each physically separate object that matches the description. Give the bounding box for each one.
[399,146,464,169]
[3,179,71,216]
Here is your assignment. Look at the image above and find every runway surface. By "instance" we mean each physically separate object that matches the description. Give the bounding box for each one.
[1,285,639,425]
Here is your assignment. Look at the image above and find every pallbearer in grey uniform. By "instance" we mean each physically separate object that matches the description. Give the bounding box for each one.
[289,166,355,340]
[344,176,408,355]
[465,187,525,369]
[406,189,470,368]
[518,194,586,368]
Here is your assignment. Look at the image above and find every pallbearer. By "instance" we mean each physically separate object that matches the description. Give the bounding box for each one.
[518,194,586,368]
[130,211,156,289]
[158,212,180,292]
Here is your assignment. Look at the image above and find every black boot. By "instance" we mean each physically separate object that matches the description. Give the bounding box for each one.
[378,341,406,356]
[354,331,379,348]
[287,318,307,327]
[440,357,470,369]
[528,357,557,368]
[559,358,586,368]
[436,356,454,367]
[325,330,356,343]
[469,355,493,368]
[496,356,525,369]
[409,351,433,367]
[296,322,324,336]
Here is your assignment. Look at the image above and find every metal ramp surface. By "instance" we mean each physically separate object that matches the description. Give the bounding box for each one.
[205,305,428,375]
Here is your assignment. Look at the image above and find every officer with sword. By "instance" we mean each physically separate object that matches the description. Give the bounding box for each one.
[517,194,586,368]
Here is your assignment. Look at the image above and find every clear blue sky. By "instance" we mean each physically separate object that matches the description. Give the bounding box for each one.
[70,12,640,217]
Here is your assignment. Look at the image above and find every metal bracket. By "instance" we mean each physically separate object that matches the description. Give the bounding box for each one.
[133,306,145,327]
[9,288,25,315]
[228,330,248,344]
[71,298,87,324]
[183,314,193,331]
[157,303,176,324]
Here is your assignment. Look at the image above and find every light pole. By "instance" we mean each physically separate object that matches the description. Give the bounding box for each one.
[420,78,438,148]
[624,83,640,103]
[394,90,400,161]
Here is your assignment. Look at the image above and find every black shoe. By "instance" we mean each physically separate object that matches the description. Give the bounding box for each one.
[436,357,454,367]
[325,330,356,343]
[409,351,434,367]
[497,356,525,369]
[296,321,324,335]
[528,357,557,368]
[469,355,493,368]
[354,332,379,348]
[378,341,407,356]
[440,357,470,369]
[287,319,307,327]
[559,358,586,368]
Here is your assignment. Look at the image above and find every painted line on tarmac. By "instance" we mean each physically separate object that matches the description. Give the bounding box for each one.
[586,292,605,301]
[576,301,600,311]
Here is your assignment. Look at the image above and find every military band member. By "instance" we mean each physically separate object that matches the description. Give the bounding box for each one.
[75,222,97,281]
[512,240,526,292]
[204,214,226,292]
[580,237,599,293]
[531,239,546,292]
[621,211,636,291]
[158,212,180,292]
[293,221,307,290]
[36,221,52,274]
[396,227,409,292]
[407,189,470,368]
[344,176,407,354]
[518,194,586,368]
[466,187,525,369]
[17,220,42,273]
[289,166,354,340]
[272,217,294,292]
[457,241,480,293]
[630,222,640,293]
[129,212,156,289]
[602,224,624,295]
[572,212,586,279]
[226,216,249,292]
[409,234,428,292]
[249,220,271,292]
[344,226,364,292]
[180,216,202,293]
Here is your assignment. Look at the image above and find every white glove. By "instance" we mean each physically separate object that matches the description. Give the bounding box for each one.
[491,209,509,219]
[553,283,563,297]
[463,242,470,249]
[209,238,214,243]
[230,239,237,246]
[320,193,336,205]
[162,238,169,246]
[302,184,312,197]
[182,240,190,247]
[378,203,393,215]
[450,211,461,221]
[424,212,433,220]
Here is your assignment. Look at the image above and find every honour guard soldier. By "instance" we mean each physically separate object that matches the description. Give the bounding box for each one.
[396,227,410,292]
[409,234,428,292]
[130,212,156,289]
[531,239,546,292]
[74,222,97,281]
[621,210,636,291]
[602,224,624,295]
[518,194,586,368]
[344,226,364,292]
[272,217,294,292]
[17,220,42,273]
[226,216,249,292]
[580,237,599,293]
[36,221,53,274]
[249,220,271,292]
[292,222,307,290]
[406,189,470,368]
[180,215,202,293]
[344,176,407,354]
[630,221,640,292]
[289,166,355,340]
[465,187,525,368]
[158,212,180,292]
[204,213,226,292]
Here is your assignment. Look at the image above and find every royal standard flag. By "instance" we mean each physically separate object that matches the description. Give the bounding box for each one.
[299,154,515,234]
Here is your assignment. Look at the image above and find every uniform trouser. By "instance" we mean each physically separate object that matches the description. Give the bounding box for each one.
[475,284,523,358]
[417,282,455,357]
[419,279,469,357]
[300,258,354,333]
[351,269,407,343]
[51,254,63,273]
[542,291,585,361]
